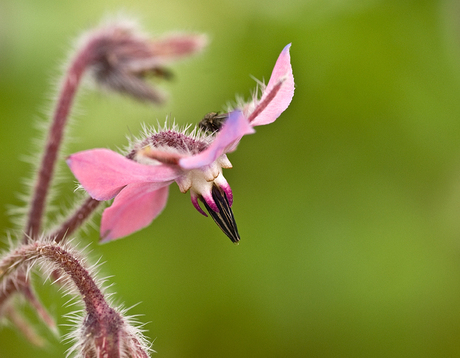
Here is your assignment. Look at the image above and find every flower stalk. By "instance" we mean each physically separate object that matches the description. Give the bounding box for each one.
[24,37,97,242]
[0,240,151,358]
[49,196,101,244]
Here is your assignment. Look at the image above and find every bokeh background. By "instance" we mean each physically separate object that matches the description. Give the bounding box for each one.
[2,0,460,357]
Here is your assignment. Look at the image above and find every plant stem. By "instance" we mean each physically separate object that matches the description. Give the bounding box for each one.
[24,38,100,242]
[50,196,101,243]
[0,241,124,358]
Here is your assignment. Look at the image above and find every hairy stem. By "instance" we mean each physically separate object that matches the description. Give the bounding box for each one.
[0,242,106,315]
[0,241,128,358]
[0,274,27,308]
[50,196,101,243]
[23,38,101,242]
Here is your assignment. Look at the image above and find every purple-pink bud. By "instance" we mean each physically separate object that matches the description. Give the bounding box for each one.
[79,20,207,103]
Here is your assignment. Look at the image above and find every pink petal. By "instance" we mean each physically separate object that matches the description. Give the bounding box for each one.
[145,33,208,65]
[191,192,207,217]
[250,44,295,127]
[100,182,170,242]
[178,110,254,170]
[67,149,181,200]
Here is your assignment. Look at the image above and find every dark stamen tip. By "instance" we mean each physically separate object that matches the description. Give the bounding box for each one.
[201,185,240,243]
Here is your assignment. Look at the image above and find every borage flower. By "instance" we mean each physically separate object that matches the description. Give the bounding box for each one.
[67,44,294,243]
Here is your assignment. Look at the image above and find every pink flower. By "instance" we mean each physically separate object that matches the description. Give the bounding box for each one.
[67,44,294,243]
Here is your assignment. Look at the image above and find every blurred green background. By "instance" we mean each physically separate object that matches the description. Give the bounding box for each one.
[2,0,460,357]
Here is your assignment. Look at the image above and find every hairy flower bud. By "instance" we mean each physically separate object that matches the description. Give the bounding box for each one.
[79,19,207,103]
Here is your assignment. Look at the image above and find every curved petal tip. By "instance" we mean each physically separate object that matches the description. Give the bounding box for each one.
[249,44,294,127]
